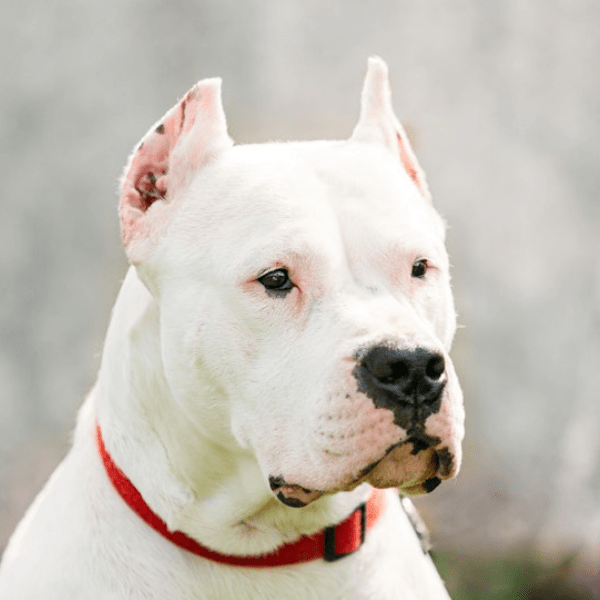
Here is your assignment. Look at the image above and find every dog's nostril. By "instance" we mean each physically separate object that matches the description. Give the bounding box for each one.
[389,360,410,382]
[425,354,445,381]
[363,347,410,384]
[362,347,444,385]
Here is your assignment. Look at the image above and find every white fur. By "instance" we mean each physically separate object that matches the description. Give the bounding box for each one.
[0,57,463,599]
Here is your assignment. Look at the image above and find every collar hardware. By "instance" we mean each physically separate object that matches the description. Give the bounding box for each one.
[323,501,367,561]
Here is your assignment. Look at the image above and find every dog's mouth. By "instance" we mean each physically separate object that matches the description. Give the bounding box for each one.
[269,433,454,508]
[268,477,325,507]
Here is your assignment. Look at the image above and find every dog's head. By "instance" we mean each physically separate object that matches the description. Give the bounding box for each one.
[119,58,464,507]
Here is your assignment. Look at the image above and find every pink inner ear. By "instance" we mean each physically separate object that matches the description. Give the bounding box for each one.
[397,134,425,197]
[121,86,202,214]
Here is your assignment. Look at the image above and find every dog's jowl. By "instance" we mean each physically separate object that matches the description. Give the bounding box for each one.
[0,58,465,599]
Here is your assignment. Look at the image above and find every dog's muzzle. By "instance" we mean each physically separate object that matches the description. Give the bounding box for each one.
[268,345,458,508]
[353,345,446,430]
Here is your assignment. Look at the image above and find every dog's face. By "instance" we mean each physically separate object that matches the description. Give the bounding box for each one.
[119,59,464,507]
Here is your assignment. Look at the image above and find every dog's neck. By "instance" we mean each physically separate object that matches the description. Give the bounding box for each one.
[89,267,370,556]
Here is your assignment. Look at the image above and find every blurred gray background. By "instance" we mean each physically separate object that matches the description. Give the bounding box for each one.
[1,0,599,596]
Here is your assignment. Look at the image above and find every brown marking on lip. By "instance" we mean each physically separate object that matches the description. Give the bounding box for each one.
[357,459,380,479]
[357,440,404,479]
[435,447,454,477]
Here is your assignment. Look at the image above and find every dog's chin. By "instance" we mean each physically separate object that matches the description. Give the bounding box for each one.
[271,441,450,508]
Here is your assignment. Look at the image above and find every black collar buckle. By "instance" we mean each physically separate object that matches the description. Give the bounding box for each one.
[323,502,367,562]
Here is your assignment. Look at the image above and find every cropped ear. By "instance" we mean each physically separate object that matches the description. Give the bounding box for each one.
[120,78,233,264]
[351,57,431,202]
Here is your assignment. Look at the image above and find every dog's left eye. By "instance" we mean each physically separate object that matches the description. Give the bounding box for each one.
[258,268,293,292]
[411,259,428,279]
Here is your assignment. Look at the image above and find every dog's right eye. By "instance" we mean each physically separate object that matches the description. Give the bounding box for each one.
[411,259,429,279]
[258,268,293,293]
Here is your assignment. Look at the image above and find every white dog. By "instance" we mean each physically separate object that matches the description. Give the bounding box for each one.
[0,57,464,599]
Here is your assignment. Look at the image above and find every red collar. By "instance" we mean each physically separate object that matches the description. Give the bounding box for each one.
[96,424,386,567]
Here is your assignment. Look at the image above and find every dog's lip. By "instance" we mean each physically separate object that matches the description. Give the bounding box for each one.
[269,434,444,507]
[355,431,441,481]
[269,481,325,508]
[362,439,451,496]
[354,440,404,479]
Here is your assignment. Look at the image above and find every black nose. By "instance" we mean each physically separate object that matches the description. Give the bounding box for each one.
[354,346,446,429]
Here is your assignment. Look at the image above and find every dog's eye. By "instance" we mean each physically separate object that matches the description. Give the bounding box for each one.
[258,268,293,292]
[411,259,428,279]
